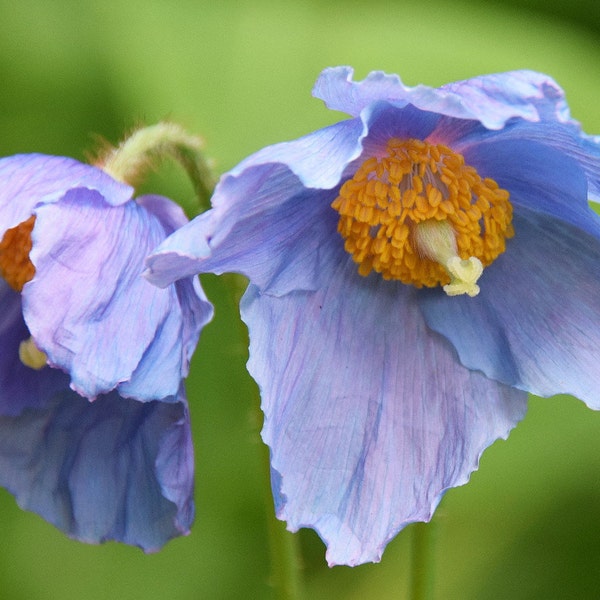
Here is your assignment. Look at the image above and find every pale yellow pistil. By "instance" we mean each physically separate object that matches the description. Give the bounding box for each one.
[413,220,483,297]
[331,138,514,296]
[18,337,47,370]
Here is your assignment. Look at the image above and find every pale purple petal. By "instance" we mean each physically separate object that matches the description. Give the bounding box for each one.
[24,188,185,400]
[314,67,570,129]
[420,209,600,409]
[0,154,133,231]
[244,259,527,566]
[136,194,214,371]
[0,388,194,551]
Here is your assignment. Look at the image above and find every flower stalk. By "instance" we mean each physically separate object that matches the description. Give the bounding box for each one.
[95,122,216,214]
[409,521,435,600]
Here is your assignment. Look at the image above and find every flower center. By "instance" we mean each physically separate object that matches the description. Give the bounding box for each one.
[331,138,514,296]
[0,215,36,292]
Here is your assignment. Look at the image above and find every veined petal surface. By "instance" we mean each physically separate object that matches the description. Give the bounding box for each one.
[25,188,189,399]
[420,209,600,409]
[244,258,527,566]
[0,386,194,551]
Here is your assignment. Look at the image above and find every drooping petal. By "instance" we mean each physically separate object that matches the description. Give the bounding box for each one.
[243,258,527,566]
[24,188,188,400]
[128,195,213,379]
[0,280,67,415]
[0,154,133,232]
[314,67,570,129]
[0,387,194,551]
[420,208,600,409]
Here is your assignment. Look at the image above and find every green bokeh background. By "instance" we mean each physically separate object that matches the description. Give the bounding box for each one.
[2,1,600,598]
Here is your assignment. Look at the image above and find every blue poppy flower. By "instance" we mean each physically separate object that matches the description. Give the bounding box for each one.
[146,67,600,565]
[0,154,212,549]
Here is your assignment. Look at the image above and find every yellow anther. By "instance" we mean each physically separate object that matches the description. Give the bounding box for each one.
[331,138,513,295]
[0,216,36,292]
[18,337,47,370]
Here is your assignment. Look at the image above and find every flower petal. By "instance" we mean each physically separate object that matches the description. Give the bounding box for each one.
[314,67,570,129]
[0,387,194,551]
[460,137,600,237]
[25,189,187,400]
[0,154,133,232]
[130,195,214,378]
[0,280,67,415]
[228,118,366,190]
[243,259,527,566]
[420,208,600,408]
[146,166,340,295]
[441,118,600,204]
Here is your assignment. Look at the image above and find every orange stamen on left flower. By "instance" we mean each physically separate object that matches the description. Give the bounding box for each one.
[0,215,36,292]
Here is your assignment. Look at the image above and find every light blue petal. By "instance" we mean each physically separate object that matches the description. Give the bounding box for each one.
[24,189,186,400]
[0,388,194,551]
[420,209,600,408]
[459,137,600,238]
[243,259,527,566]
[0,280,67,415]
[0,154,133,232]
[443,118,600,204]
[228,118,366,190]
[314,67,571,129]
[147,166,340,294]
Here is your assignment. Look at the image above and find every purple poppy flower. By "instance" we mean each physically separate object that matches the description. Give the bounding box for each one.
[0,154,213,549]
[146,67,600,565]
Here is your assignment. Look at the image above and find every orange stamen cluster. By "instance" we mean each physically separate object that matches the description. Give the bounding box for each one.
[0,215,36,292]
[331,138,514,288]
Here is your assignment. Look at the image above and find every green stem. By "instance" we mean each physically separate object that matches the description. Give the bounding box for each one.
[260,434,302,600]
[409,521,435,600]
[97,122,216,213]
[246,394,301,600]
[227,271,302,600]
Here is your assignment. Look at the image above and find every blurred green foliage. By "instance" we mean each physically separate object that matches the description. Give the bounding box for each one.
[2,0,600,598]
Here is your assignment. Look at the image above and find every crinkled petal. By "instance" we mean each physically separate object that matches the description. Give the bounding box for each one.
[0,154,133,232]
[243,259,527,566]
[0,280,67,415]
[0,387,194,551]
[25,188,186,400]
[420,208,600,409]
[314,67,570,129]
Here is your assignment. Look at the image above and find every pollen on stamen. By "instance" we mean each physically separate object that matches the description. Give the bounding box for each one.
[331,138,514,293]
[0,216,36,292]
